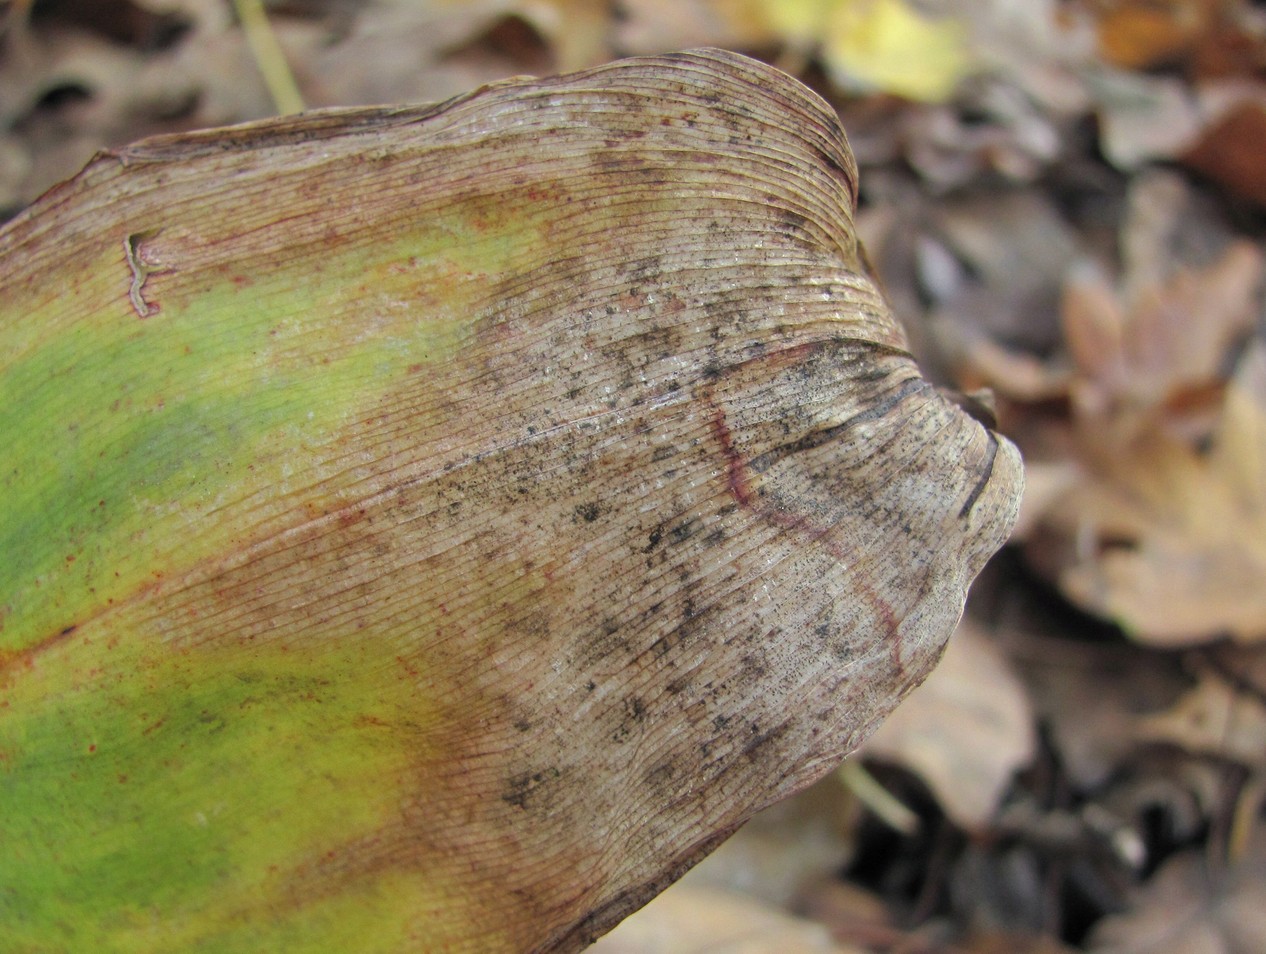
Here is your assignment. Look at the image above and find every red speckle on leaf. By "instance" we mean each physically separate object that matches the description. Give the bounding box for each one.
[396,655,420,679]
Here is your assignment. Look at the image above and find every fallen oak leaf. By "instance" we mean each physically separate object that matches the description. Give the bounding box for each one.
[1062,238,1261,445]
[1039,340,1266,644]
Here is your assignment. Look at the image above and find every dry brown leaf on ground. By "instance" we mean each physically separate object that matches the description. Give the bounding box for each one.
[1033,340,1266,645]
[1182,85,1266,209]
[1080,3,1266,175]
[952,172,1255,422]
[896,80,1066,190]
[409,0,613,72]
[0,0,615,211]
[0,0,305,207]
[979,171,1266,645]
[797,879,904,952]
[802,876,1084,954]
[615,0,774,56]
[1054,169,1263,446]
[1090,68,1266,209]
[1088,825,1266,954]
[294,3,553,108]
[931,189,1079,351]
[856,184,1077,394]
[1062,238,1261,444]
[861,618,1036,831]
[1208,643,1266,699]
[589,884,863,954]
[960,934,1083,954]
[1138,662,1266,770]
[1089,68,1209,170]
[1088,0,1266,77]
[0,9,205,207]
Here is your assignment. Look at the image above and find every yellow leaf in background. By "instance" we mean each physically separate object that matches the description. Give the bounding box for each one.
[760,0,835,44]
[761,0,972,102]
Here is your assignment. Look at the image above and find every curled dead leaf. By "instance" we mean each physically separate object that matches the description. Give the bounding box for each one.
[0,50,1021,950]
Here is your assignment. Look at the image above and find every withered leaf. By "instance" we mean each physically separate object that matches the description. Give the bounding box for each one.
[1039,341,1266,645]
[1062,239,1261,445]
[0,50,1021,951]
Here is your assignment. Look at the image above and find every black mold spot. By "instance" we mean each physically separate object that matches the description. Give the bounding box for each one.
[665,676,690,695]
[612,696,650,743]
[742,722,788,761]
[502,766,562,810]
[670,520,696,544]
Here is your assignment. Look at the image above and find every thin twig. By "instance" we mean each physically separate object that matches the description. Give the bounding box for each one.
[233,0,304,115]
[840,760,921,836]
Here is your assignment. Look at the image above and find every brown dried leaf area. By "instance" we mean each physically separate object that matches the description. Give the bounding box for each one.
[6,2,1266,953]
